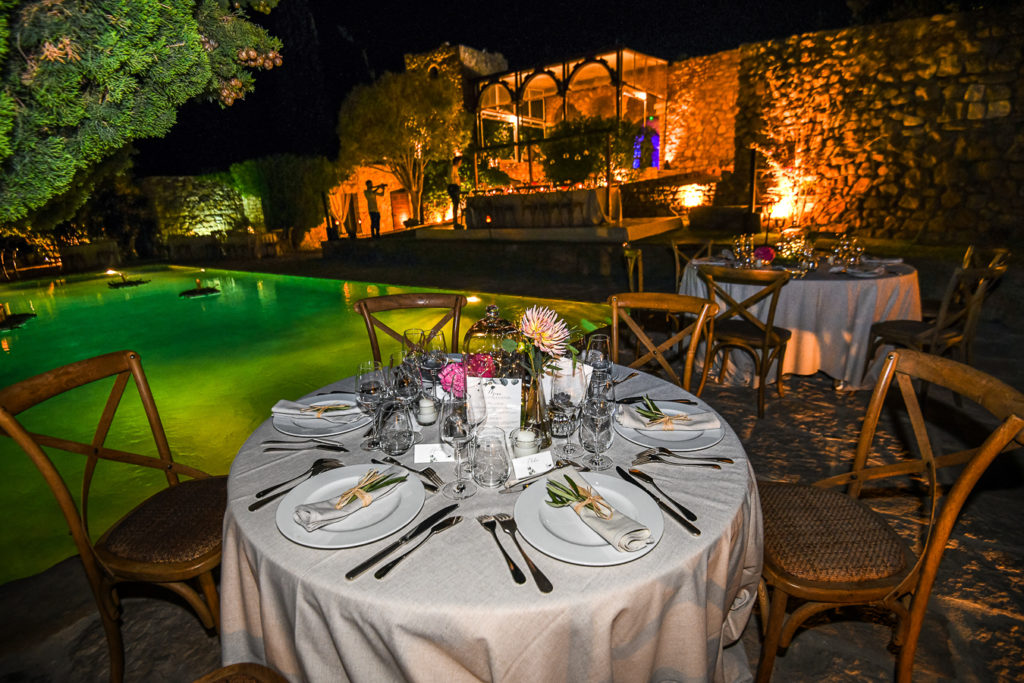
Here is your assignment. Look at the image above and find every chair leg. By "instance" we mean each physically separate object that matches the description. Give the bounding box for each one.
[775,345,787,398]
[719,349,731,384]
[756,586,790,683]
[99,604,125,683]
[198,570,221,632]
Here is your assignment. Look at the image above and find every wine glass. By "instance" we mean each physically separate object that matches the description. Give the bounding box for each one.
[390,361,423,443]
[402,328,425,362]
[356,360,389,451]
[549,362,587,458]
[378,402,414,457]
[416,331,448,397]
[586,366,617,405]
[584,333,612,371]
[579,397,615,471]
[440,397,477,499]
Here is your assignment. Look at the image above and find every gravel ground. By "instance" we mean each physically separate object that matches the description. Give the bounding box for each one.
[2,241,1021,682]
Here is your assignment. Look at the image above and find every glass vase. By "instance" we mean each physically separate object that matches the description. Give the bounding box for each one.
[522,375,553,450]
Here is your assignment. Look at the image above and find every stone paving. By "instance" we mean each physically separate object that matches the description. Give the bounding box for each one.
[2,242,1022,682]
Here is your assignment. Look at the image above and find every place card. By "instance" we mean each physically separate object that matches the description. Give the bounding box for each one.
[468,376,522,435]
[510,449,555,481]
[414,443,453,463]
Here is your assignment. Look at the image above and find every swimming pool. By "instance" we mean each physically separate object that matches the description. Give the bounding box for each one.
[0,266,610,584]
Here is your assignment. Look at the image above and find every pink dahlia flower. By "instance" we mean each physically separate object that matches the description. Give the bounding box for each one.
[438,363,465,397]
[519,306,570,358]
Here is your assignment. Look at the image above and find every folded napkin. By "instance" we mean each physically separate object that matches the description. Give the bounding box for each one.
[293,469,405,532]
[272,399,359,420]
[550,476,650,552]
[862,256,903,264]
[616,406,721,432]
[847,265,886,276]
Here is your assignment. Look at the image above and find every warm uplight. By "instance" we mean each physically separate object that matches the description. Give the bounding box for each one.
[466,296,482,303]
[105,269,118,276]
[677,184,712,208]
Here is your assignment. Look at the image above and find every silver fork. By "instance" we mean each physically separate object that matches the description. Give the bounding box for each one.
[381,456,445,488]
[494,513,552,593]
[477,515,526,584]
[632,452,722,469]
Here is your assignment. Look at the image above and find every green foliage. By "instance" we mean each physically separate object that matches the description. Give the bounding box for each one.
[230,154,340,245]
[337,70,470,222]
[0,0,283,225]
[538,116,653,186]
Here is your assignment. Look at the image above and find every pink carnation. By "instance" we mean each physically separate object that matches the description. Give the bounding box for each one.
[438,363,465,398]
[754,245,776,263]
[465,353,495,378]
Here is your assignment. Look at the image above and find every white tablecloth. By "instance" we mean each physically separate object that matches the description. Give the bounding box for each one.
[680,260,922,388]
[220,368,762,682]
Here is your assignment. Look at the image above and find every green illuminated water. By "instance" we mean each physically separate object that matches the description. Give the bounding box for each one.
[0,266,609,584]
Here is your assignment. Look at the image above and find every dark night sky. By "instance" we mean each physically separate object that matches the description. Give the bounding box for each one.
[133,0,854,176]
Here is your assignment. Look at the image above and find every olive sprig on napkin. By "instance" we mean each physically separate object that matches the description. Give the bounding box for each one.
[334,469,408,510]
[634,395,669,423]
[545,475,613,519]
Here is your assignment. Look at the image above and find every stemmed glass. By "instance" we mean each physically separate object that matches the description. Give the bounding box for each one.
[390,361,423,443]
[579,397,615,471]
[549,362,587,458]
[440,396,479,500]
[356,360,390,451]
[584,333,612,372]
[402,328,425,362]
[586,366,617,404]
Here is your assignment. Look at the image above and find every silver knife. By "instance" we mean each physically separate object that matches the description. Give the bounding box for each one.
[373,516,462,579]
[617,396,698,406]
[261,438,347,447]
[263,443,347,453]
[345,503,459,580]
[616,466,701,537]
[627,468,698,522]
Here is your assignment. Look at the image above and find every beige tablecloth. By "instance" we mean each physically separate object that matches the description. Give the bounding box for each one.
[680,260,922,389]
[465,188,621,229]
[221,368,762,682]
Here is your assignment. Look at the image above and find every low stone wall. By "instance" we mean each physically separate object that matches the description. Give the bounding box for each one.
[141,176,252,236]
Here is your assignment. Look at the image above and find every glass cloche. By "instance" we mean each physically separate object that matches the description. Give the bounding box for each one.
[462,304,523,379]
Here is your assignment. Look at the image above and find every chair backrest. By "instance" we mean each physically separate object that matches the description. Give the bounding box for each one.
[623,246,644,293]
[354,293,468,363]
[930,264,1008,350]
[0,350,209,604]
[695,264,791,348]
[672,240,713,291]
[814,349,1024,680]
[607,292,718,392]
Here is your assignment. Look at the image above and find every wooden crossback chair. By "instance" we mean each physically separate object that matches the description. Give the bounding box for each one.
[866,263,1008,372]
[695,265,791,418]
[623,245,644,293]
[921,247,1009,321]
[0,350,226,683]
[608,293,718,393]
[354,293,468,363]
[755,349,1024,682]
[672,239,713,292]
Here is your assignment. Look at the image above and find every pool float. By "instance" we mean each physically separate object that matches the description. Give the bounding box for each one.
[180,278,221,298]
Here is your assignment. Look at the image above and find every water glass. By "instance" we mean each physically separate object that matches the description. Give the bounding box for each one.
[378,403,414,457]
[549,362,587,458]
[472,426,510,488]
[403,328,425,360]
[586,367,617,404]
[580,398,615,471]
[356,360,389,451]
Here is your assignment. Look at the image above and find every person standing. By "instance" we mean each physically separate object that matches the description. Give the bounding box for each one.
[447,156,463,229]
[364,180,386,238]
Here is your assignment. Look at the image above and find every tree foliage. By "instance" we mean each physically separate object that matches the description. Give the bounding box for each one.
[0,0,284,225]
[336,70,470,222]
[229,154,339,246]
[538,116,655,186]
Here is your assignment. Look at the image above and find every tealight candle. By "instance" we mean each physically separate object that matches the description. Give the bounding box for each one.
[512,428,538,457]
[417,397,437,425]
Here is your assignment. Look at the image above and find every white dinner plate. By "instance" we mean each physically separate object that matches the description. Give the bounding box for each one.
[276,463,425,549]
[845,267,886,278]
[613,401,726,452]
[272,393,372,437]
[513,472,664,566]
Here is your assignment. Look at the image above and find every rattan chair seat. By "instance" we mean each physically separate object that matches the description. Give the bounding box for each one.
[98,476,227,566]
[760,481,907,583]
[715,319,792,345]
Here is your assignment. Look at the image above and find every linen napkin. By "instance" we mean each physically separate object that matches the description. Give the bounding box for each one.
[554,476,650,552]
[616,406,720,432]
[293,469,405,532]
[271,399,360,421]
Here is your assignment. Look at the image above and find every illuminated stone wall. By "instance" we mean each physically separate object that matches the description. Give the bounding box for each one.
[142,176,252,236]
[664,50,741,177]
[666,6,1023,242]
[404,44,508,109]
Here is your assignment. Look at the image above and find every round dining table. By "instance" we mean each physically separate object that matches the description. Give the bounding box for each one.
[220,367,762,682]
[679,259,922,389]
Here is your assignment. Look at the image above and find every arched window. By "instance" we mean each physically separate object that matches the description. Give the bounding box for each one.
[566,61,615,121]
[478,82,516,157]
[520,72,561,140]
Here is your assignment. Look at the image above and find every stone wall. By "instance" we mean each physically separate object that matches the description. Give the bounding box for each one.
[666,6,1023,243]
[664,50,741,177]
[141,176,252,236]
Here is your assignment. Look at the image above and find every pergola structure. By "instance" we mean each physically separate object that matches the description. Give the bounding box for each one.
[472,47,668,169]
